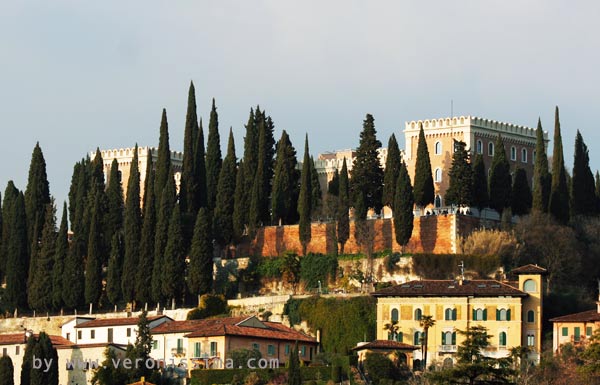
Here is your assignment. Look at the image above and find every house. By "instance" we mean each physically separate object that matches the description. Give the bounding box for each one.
[56,342,128,385]
[371,264,546,368]
[352,340,419,369]
[549,292,600,353]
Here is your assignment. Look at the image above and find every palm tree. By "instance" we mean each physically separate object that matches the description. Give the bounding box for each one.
[383,320,400,341]
[419,315,436,371]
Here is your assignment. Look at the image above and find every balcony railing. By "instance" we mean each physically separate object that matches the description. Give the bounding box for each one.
[171,348,186,356]
[438,344,457,352]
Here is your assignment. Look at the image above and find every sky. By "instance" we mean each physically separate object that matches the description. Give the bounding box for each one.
[1,1,599,208]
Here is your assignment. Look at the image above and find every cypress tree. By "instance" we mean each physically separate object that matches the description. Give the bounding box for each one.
[242,109,258,209]
[106,233,124,306]
[0,355,14,385]
[413,123,434,208]
[596,171,600,212]
[471,153,489,213]
[548,106,570,223]
[63,192,85,309]
[24,142,51,247]
[194,119,208,210]
[489,135,512,215]
[154,109,172,217]
[26,218,40,307]
[394,162,414,252]
[152,170,176,305]
[232,160,247,243]
[298,135,312,255]
[136,156,156,305]
[214,129,237,248]
[0,191,2,281]
[337,158,350,254]
[351,114,384,218]
[106,158,124,237]
[571,130,597,217]
[445,140,473,207]
[85,195,103,306]
[30,332,58,385]
[383,134,401,209]
[288,341,302,385]
[248,170,261,238]
[532,118,551,213]
[188,208,213,304]
[511,168,532,216]
[89,148,108,265]
[52,203,67,310]
[20,335,36,385]
[310,156,322,218]
[1,184,19,282]
[180,81,199,216]
[328,169,339,196]
[162,204,185,309]
[29,202,56,312]
[5,192,28,310]
[271,131,299,225]
[67,161,82,226]
[206,98,222,212]
[122,144,142,305]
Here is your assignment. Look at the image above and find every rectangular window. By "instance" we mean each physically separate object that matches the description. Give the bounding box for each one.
[153,340,159,350]
[511,147,516,161]
[574,327,581,342]
[77,330,82,340]
[285,344,290,356]
[252,343,260,351]
[16,346,20,355]
[66,333,70,341]
[210,342,218,357]
[127,328,131,337]
[527,334,535,346]
[268,345,275,356]
[2,348,6,356]
[107,328,113,343]
[587,327,593,337]
[194,342,201,358]
[301,346,306,356]
[177,338,184,354]
[90,330,95,339]
[562,327,568,336]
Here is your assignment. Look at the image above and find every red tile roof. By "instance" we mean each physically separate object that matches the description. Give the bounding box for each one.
[511,264,548,275]
[352,340,418,351]
[0,333,73,346]
[182,317,317,343]
[56,342,128,350]
[549,309,600,323]
[151,319,210,334]
[74,315,170,328]
[372,279,527,298]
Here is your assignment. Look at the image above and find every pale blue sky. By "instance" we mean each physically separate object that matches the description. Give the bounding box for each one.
[1,1,599,208]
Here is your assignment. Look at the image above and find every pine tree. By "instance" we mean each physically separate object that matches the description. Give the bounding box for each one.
[51,203,67,310]
[383,134,401,209]
[214,129,237,248]
[206,98,222,212]
[310,156,322,218]
[122,144,142,305]
[162,204,185,309]
[298,135,312,255]
[106,233,124,306]
[445,141,473,207]
[549,107,570,223]
[0,355,14,385]
[394,162,414,251]
[271,131,299,225]
[471,153,489,212]
[180,81,199,217]
[571,130,597,217]
[24,142,51,247]
[194,119,208,210]
[29,202,56,312]
[511,168,532,216]
[489,135,512,215]
[232,160,247,243]
[413,123,434,208]
[532,118,551,213]
[106,158,124,237]
[351,114,384,218]
[337,159,350,254]
[85,195,103,306]
[5,192,28,310]
[136,156,156,305]
[152,170,176,305]
[154,109,172,217]
[188,208,213,304]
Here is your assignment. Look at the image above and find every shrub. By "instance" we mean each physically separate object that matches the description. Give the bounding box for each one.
[187,294,229,320]
[384,253,401,274]
[300,253,338,290]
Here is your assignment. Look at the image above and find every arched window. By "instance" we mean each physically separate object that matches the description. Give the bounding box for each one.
[488,142,494,156]
[496,308,511,321]
[473,308,487,321]
[435,195,442,208]
[445,308,457,321]
[510,146,517,161]
[414,331,422,345]
[521,148,527,163]
[527,310,535,323]
[435,168,442,183]
[442,331,456,346]
[524,279,536,293]
[476,140,483,154]
[396,332,403,343]
[414,308,422,321]
[533,150,536,162]
[391,308,399,322]
[435,141,442,155]
[499,331,507,347]
[443,357,453,368]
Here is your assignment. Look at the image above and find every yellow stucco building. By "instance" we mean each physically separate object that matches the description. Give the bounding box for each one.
[372,264,546,369]
[550,297,600,353]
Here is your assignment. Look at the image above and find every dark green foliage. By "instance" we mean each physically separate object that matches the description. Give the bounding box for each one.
[91,347,130,385]
[363,352,406,385]
[248,169,262,238]
[85,195,103,306]
[162,204,185,307]
[132,310,154,380]
[413,123,434,208]
[180,81,199,217]
[271,130,299,225]
[29,202,56,311]
[62,233,84,310]
[194,119,208,210]
[549,106,570,224]
[5,192,28,310]
[288,341,302,385]
[411,253,500,279]
[596,171,600,210]
[106,233,123,306]
[106,158,124,237]
[186,294,228,319]
[284,296,376,354]
[232,160,247,243]
[154,109,172,219]
[351,114,384,217]
[30,332,58,385]
[571,130,597,217]
[445,140,473,207]
[188,208,213,304]
[532,118,551,213]
[489,135,512,215]
[152,171,176,304]
[206,98,222,212]
[512,168,532,216]
[214,129,237,247]
[337,159,350,254]
[299,253,338,290]
[0,355,14,385]
[136,156,156,305]
[298,135,312,254]
[310,157,322,218]
[471,153,489,212]
[281,252,301,293]
[393,162,414,249]
[382,134,401,209]
[328,169,339,196]
[227,348,262,369]
[190,366,330,385]
[51,203,68,310]
[249,110,276,231]
[20,335,36,385]
[0,191,3,281]
[25,142,51,248]
[256,257,284,279]
[26,218,40,309]
[122,144,142,304]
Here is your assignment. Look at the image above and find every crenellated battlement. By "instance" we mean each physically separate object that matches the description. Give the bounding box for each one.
[90,146,184,161]
[405,116,544,139]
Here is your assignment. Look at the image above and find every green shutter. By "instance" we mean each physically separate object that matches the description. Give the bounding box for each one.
[587,327,593,337]
[472,309,476,320]
[496,309,500,321]
[575,327,581,341]
[397,332,403,343]
[562,327,568,336]
[507,309,511,321]
[451,332,456,345]
[452,309,457,320]
[483,309,487,321]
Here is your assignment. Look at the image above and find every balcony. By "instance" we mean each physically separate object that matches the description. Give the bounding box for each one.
[171,348,186,357]
[438,344,457,352]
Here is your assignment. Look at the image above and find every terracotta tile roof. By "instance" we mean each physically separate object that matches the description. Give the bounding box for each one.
[74,315,170,328]
[352,340,419,351]
[151,319,209,334]
[372,279,527,298]
[549,309,600,323]
[0,333,73,346]
[511,264,548,275]
[56,343,128,350]
[182,317,317,343]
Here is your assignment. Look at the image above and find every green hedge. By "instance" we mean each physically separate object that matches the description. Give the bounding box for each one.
[190,366,331,385]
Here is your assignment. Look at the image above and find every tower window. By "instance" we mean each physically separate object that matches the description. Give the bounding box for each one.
[476,140,483,154]
[521,148,527,163]
[488,142,494,156]
[435,141,442,155]
[435,168,442,183]
[510,146,516,161]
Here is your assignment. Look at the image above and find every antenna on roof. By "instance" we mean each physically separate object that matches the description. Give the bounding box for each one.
[458,261,465,284]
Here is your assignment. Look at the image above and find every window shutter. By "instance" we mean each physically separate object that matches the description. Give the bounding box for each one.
[496,309,500,321]
[453,308,457,320]
[472,309,476,320]
[507,309,511,321]
[452,332,456,345]
[483,309,487,321]
[398,332,403,343]
[441,332,444,344]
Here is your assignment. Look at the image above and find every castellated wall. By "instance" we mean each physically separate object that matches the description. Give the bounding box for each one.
[246,214,481,257]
